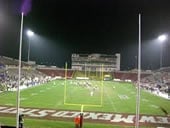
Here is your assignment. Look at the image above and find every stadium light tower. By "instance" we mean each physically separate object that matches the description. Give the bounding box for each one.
[157,34,168,68]
[27,30,34,62]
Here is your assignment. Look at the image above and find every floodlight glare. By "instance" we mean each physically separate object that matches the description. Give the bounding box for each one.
[158,34,167,42]
[157,34,168,68]
[27,30,34,37]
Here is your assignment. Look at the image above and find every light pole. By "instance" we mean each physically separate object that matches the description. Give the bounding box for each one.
[158,34,168,68]
[27,30,34,62]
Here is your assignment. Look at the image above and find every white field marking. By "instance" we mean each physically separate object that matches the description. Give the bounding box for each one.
[142,99,149,102]
[131,92,135,94]
[51,86,55,88]
[5,103,13,106]
[118,94,129,100]
[40,90,44,92]
[55,100,63,107]
[104,87,117,112]
[53,84,57,86]
[118,84,133,97]
[31,93,37,96]
[20,98,27,101]
[150,104,159,109]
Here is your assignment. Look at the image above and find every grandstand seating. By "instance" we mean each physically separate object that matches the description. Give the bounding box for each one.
[113,71,151,82]
[0,56,18,65]
[0,55,169,98]
[0,56,28,66]
[0,65,47,91]
[37,68,74,78]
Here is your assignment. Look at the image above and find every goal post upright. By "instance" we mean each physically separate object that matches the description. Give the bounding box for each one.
[64,63,104,107]
[64,62,67,105]
[100,64,104,106]
[64,62,104,128]
[80,104,84,128]
[81,104,84,113]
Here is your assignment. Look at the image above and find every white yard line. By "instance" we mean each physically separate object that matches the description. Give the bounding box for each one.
[104,87,117,112]
[31,93,37,96]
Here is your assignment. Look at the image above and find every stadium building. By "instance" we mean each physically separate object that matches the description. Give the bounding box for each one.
[71,53,120,72]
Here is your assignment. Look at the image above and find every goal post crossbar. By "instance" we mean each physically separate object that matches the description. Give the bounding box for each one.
[64,62,104,111]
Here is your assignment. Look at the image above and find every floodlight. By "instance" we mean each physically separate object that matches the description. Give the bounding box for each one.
[27,30,34,37]
[158,34,167,42]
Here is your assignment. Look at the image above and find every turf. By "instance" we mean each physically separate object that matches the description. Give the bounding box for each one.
[0,80,169,114]
[0,117,154,128]
[0,80,170,127]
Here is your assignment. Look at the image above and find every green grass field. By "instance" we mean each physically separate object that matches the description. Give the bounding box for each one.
[0,117,141,128]
[0,79,170,127]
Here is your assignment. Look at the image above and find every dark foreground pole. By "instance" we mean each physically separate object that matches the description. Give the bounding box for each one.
[80,113,83,128]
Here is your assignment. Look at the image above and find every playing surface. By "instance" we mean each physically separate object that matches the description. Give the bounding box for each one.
[0,80,169,115]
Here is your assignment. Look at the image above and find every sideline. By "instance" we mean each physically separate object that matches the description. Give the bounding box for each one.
[0,105,169,127]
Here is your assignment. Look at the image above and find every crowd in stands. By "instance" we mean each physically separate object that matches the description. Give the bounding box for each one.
[0,55,169,99]
[0,66,51,91]
[140,70,170,99]
[0,56,50,92]
[0,56,75,92]
[112,70,170,99]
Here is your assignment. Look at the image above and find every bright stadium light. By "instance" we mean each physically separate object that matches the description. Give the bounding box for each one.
[27,30,34,37]
[158,34,167,42]
[157,34,168,68]
[26,30,34,62]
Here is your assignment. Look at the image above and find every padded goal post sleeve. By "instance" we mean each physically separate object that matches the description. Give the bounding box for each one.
[80,113,83,128]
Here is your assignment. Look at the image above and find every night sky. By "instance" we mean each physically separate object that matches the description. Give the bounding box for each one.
[0,0,170,70]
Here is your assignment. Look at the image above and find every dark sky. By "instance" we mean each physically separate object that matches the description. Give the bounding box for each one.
[0,0,170,70]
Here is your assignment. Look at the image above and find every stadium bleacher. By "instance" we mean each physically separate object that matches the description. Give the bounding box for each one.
[0,55,169,100]
[0,56,49,91]
[37,68,74,78]
[113,71,151,82]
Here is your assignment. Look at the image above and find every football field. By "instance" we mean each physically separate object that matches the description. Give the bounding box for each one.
[0,80,170,127]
